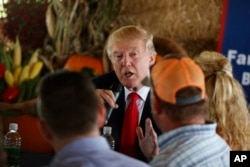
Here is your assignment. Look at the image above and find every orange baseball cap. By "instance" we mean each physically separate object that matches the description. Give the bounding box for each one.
[151,55,206,105]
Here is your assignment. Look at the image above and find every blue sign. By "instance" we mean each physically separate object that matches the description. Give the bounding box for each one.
[217,0,250,108]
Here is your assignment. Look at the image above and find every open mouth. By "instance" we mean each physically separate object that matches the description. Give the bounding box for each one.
[124,71,134,78]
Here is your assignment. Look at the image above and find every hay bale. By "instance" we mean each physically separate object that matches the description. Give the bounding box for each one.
[116,0,223,57]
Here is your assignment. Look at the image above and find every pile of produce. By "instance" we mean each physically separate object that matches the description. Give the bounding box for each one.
[0,38,43,103]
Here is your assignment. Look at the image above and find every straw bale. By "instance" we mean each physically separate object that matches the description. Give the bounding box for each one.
[116,0,223,57]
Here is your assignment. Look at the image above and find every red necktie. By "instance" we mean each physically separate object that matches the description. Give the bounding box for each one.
[120,92,139,157]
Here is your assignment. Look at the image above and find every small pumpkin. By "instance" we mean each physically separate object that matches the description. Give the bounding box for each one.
[64,54,104,77]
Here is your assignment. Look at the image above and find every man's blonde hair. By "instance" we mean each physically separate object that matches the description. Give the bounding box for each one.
[105,25,157,59]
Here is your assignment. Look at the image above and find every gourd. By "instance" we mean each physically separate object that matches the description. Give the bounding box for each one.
[64,54,104,77]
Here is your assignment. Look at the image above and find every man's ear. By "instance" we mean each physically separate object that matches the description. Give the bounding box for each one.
[97,104,106,128]
[149,54,156,66]
[37,120,53,144]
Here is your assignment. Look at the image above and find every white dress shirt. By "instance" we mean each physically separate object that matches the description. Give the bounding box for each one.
[124,86,150,124]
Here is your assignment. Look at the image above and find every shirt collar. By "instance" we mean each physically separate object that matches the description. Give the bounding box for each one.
[124,86,150,101]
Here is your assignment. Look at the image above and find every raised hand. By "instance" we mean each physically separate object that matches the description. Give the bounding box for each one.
[95,89,119,109]
[136,118,159,161]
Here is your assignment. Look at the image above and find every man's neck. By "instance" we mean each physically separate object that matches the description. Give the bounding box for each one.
[163,115,205,133]
[52,130,100,152]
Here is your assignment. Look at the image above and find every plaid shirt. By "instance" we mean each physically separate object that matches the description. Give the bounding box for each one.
[150,122,230,167]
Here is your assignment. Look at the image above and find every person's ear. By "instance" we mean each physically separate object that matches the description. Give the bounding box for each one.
[37,120,53,144]
[149,54,156,66]
[97,104,106,128]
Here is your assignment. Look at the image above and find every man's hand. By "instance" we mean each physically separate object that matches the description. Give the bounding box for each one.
[136,118,159,161]
[95,89,118,108]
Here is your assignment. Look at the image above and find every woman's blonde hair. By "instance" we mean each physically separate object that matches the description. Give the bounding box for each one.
[194,51,250,150]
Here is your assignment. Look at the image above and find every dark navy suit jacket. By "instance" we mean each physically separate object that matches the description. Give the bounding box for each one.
[92,71,161,162]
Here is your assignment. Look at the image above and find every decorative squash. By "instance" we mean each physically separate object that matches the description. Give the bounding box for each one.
[64,54,104,76]
[3,115,54,153]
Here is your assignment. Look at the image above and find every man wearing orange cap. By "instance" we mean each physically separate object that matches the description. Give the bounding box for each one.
[137,54,230,166]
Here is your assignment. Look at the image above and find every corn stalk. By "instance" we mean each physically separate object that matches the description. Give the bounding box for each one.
[44,0,123,69]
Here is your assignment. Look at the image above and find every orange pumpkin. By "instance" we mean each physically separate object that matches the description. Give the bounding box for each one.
[64,54,104,76]
[3,115,54,153]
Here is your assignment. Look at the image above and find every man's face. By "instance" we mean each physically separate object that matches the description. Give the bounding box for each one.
[110,39,155,91]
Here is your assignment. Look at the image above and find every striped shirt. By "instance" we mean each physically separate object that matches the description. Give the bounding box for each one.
[150,122,230,167]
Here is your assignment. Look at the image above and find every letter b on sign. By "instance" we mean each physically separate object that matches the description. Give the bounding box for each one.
[242,72,250,86]
[230,151,250,167]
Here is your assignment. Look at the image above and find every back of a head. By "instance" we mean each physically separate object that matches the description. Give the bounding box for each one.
[105,25,156,58]
[37,70,99,138]
[194,51,248,112]
[194,51,236,105]
[150,54,207,122]
[194,51,250,150]
[194,51,233,77]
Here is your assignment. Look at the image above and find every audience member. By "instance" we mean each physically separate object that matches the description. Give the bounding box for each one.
[194,51,250,150]
[36,70,151,167]
[138,54,230,166]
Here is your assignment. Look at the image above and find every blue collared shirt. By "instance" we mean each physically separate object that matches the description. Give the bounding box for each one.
[150,123,230,167]
[48,136,150,167]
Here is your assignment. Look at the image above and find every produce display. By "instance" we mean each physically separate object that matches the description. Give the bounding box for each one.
[0,38,43,104]
[0,38,52,153]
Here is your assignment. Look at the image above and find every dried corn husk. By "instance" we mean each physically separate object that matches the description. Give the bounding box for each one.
[46,3,57,40]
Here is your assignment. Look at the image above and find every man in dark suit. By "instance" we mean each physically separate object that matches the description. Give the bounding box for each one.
[92,25,161,162]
